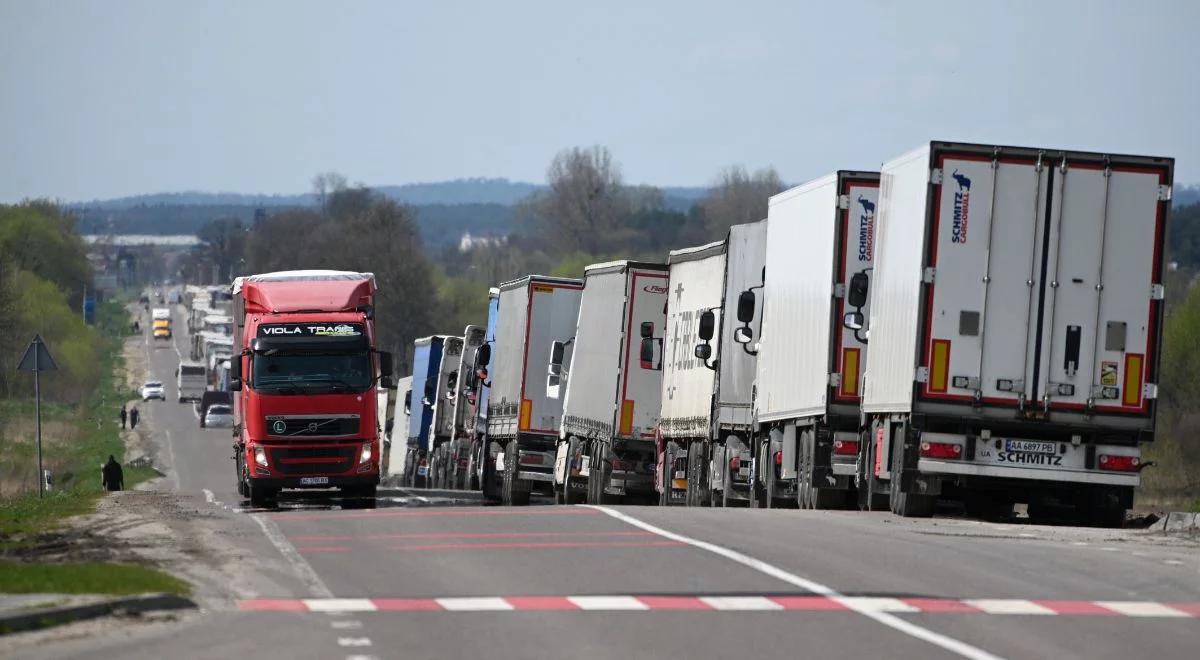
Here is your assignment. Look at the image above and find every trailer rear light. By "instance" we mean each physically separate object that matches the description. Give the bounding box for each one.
[774,451,782,465]
[729,455,741,471]
[1098,454,1139,472]
[611,458,627,471]
[833,439,859,456]
[920,441,962,459]
[519,453,543,466]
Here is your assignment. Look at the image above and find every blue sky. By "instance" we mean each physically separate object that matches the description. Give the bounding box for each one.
[1,0,1196,201]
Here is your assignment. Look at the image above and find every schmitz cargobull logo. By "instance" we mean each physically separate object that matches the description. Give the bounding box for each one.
[951,169,972,244]
[857,196,875,262]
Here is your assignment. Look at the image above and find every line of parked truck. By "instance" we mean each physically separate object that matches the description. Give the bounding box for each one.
[396,140,1174,526]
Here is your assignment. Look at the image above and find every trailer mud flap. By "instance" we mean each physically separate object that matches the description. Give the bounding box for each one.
[812,427,834,486]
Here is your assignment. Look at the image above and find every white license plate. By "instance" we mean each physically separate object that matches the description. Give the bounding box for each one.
[299,476,329,485]
[417,466,428,476]
[1004,439,1056,455]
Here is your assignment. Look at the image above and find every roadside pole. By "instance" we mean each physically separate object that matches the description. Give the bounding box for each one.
[17,335,57,498]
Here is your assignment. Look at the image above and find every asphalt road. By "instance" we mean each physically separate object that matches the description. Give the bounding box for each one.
[17,306,1199,660]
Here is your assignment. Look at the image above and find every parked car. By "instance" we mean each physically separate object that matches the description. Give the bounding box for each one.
[141,381,165,401]
[203,404,234,428]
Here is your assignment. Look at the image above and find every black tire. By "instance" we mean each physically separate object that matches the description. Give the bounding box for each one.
[248,480,274,507]
[888,431,934,518]
[721,445,732,508]
[481,445,500,503]
[1078,487,1127,528]
[564,438,585,505]
[685,440,706,507]
[587,444,610,505]
[501,444,530,506]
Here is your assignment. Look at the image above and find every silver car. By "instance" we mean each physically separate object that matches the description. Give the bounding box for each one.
[141,381,165,401]
[203,404,234,428]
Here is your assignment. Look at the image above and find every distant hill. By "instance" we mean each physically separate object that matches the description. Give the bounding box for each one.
[1176,184,1200,207]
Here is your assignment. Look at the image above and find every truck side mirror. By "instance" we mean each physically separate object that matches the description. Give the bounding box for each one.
[640,321,654,338]
[843,311,865,330]
[640,337,662,370]
[379,351,394,378]
[229,355,242,390]
[737,291,755,323]
[698,310,715,341]
[848,272,869,309]
[477,343,491,367]
[548,340,565,377]
[734,327,753,344]
[694,343,712,361]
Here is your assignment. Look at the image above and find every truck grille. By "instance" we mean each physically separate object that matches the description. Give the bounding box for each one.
[265,415,360,437]
[271,446,357,475]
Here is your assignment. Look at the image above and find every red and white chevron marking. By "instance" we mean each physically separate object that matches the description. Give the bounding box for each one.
[239,595,1200,617]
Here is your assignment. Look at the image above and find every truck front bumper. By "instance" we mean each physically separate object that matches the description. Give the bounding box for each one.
[249,474,379,490]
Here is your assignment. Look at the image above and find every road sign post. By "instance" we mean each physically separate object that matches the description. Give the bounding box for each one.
[17,335,57,498]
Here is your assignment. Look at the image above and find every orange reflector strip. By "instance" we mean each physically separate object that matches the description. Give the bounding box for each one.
[519,399,533,430]
[1122,354,1143,407]
[619,400,634,436]
[671,479,688,490]
[929,339,951,393]
[841,348,860,397]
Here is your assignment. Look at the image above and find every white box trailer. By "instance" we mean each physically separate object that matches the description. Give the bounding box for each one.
[677,221,768,507]
[858,141,1172,525]
[552,261,669,504]
[738,172,879,509]
[484,275,583,505]
[432,325,487,490]
[657,241,727,504]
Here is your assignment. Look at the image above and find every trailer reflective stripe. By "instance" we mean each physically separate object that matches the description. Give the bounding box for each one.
[619,399,634,436]
[1122,354,1143,407]
[519,399,532,429]
[841,348,860,397]
[929,339,951,393]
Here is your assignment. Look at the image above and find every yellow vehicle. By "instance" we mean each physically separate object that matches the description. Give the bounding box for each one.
[153,318,172,339]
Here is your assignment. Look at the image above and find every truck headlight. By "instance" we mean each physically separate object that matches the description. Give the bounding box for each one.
[359,443,373,464]
[254,446,269,467]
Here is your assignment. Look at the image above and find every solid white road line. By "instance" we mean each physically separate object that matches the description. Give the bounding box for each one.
[588,506,1004,660]
[164,429,181,490]
[337,638,372,647]
[251,513,336,599]
[1097,601,1190,618]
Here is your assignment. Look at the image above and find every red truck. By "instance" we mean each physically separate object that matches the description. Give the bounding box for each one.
[229,270,395,505]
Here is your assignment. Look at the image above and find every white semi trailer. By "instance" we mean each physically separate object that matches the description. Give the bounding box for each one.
[657,241,727,505]
[482,275,583,505]
[854,141,1172,525]
[735,172,879,509]
[677,220,767,507]
[551,261,669,504]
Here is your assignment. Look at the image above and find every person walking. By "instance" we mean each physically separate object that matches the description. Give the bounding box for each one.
[101,455,124,492]
[130,406,140,430]
[119,405,128,429]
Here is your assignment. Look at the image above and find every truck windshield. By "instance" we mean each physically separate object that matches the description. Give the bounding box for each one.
[252,351,371,394]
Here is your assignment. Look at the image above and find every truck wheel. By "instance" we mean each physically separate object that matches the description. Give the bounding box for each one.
[563,438,585,505]
[888,435,934,518]
[587,444,610,505]
[685,440,704,507]
[1078,487,1127,528]
[248,481,274,507]
[481,447,500,503]
[501,444,530,506]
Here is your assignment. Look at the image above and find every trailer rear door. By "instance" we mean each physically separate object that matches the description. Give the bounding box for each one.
[922,149,1168,417]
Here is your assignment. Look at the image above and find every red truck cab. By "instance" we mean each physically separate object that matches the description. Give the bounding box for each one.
[229,271,394,505]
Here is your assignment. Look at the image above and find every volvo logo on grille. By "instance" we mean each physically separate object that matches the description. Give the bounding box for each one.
[271,420,287,434]
[308,422,319,432]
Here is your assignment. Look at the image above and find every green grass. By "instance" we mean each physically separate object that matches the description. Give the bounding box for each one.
[1,300,156,545]
[0,560,188,595]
